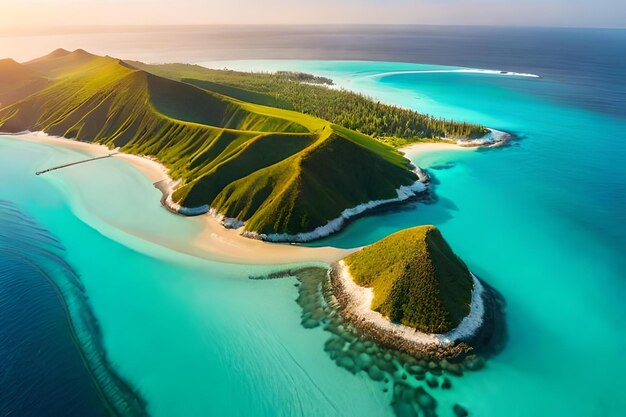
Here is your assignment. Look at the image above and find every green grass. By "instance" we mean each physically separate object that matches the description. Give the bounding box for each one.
[126,60,488,147]
[344,226,474,333]
[0,49,421,238]
[205,126,417,235]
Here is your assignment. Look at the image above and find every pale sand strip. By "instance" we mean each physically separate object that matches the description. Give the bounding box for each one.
[112,148,357,264]
[335,260,485,347]
[9,130,113,155]
[5,132,355,265]
[399,141,477,157]
[10,133,481,264]
[399,129,511,157]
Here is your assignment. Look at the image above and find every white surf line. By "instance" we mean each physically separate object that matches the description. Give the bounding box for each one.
[167,170,429,243]
[336,261,485,347]
[248,174,428,243]
[455,128,512,147]
[164,196,246,228]
[366,68,540,79]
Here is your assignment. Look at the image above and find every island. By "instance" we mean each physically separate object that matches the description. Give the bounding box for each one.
[0,49,491,242]
[0,49,506,417]
[330,225,499,358]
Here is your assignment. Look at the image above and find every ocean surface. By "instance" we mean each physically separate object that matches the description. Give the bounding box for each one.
[1,26,625,417]
[0,201,109,417]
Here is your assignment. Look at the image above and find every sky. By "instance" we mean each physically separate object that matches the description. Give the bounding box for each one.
[0,0,624,29]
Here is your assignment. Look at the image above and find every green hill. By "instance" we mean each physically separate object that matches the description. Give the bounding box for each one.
[0,49,423,240]
[126,60,488,147]
[343,226,474,333]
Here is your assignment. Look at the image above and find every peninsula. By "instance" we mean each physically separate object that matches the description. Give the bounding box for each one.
[0,49,489,242]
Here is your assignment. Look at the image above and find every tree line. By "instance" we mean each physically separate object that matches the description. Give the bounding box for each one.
[194,69,488,145]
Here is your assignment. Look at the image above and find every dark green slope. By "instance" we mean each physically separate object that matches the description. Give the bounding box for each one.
[0,50,422,239]
[344,226,474,333]
[123,61,288,108]
[127,60,488,147]
[196,127,419,237]
[146,74,307,133]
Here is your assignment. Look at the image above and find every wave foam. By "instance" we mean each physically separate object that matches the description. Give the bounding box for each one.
[336,261,485,346]
[249,173,428,242]
[457,128,511,147]
[369,68,540,79]
[165,172,430,243]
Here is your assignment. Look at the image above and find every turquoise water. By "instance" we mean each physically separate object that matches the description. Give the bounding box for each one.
[0,138,395,417]
[204,60,626,415]
[2,57,625,416]
[0,201,110,417]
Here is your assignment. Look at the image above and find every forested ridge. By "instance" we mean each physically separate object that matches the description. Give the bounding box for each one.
[127,62,488,147]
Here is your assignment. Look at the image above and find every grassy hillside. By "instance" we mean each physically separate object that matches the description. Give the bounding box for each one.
[126,61,488,147]
[344,226,474,333]
[0,59,48,107]
[0,49,421,239]
[196,126,417,236]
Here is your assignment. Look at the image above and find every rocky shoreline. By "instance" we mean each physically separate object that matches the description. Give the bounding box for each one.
[251,265,506,417]
[328,262,502,359]
[160,169,430,243]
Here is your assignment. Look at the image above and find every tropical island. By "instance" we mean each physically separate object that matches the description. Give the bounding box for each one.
[0,48,505,360]
[0,48,495,242]
[330,225,497,358]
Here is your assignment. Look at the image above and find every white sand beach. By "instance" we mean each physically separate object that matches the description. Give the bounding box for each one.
[6,132,356,265]
[7,133,485,265]
[399,141,478,158]
[334,260,485,347]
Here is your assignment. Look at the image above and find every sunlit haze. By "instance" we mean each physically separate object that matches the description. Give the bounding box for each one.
[0,0,625,28]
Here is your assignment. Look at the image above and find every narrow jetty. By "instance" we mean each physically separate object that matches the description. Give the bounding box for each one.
[35,153,117,176]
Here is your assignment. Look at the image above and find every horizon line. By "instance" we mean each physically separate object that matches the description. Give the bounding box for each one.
[1,23,625,32]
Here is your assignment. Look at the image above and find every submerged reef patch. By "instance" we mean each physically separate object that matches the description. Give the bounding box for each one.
[251,267,506,417]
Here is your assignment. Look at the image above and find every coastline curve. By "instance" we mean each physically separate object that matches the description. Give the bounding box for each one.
[329,260,489,358]
[165,171,429,243]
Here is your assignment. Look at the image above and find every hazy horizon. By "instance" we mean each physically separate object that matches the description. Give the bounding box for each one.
[1,0,625,30]
[2,24,625,65]
[3,23,626,33]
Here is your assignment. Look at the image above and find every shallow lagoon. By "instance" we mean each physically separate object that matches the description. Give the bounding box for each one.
[0,138,397,417]
[207,59,626,416]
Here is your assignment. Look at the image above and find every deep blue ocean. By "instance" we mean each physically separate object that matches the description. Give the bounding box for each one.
[0,202,107,417]
[1,26,625,417]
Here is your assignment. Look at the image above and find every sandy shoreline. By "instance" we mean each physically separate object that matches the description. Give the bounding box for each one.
[399,129,511,157]
[3,132,356,265]
[399,141,478,159]
[112,145,358,264]
[4,133,475,265]
[330,260,486,358]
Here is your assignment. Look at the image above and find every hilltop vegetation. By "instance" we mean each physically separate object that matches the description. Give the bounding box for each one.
[344,226,474,333]
[0,49,422,239]
[126,61,488,147]
[274,71,334,86]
